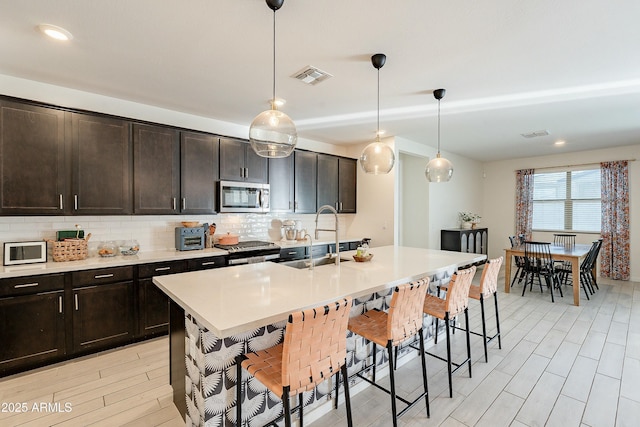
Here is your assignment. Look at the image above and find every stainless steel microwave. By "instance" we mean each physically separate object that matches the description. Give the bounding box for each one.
[3,241,47,265]
[219,181,270,213]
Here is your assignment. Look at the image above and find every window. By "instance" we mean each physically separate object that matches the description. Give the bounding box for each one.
[532,168,601,232]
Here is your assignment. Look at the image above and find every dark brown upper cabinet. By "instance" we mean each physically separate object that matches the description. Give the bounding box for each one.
[338,157,357,213]
[133,123,180,214]
[219,138,268,184]
[316,155,357,213]
[294,150,317,213]
[71,113,132,215]
[317,154,339,210]
[268,155,295,212]
[180,131,219,214]
[0,100,68,215]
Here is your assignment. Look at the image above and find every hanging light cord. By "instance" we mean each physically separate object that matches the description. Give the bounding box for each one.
[376,67,380,141]
[436,97,441,155]
[272,9,277,108]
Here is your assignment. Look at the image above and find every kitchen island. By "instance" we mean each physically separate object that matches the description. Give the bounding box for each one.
[153,246,485,426]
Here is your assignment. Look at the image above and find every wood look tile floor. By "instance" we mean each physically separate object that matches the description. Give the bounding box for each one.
[1,269,639,426]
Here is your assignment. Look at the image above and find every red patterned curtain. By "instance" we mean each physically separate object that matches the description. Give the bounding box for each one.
[600,161,630,280]
[515,169,535,241]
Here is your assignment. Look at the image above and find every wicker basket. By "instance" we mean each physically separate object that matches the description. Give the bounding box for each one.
[48,233,91,262]
[353,253,373,263]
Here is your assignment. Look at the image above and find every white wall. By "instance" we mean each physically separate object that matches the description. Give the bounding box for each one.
[395,137,485,250]
[482,144,640,281]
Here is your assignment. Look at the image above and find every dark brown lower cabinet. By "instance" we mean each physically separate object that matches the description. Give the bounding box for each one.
[139,278,170,337]
[0,290,66,375]
[72,280,135,352]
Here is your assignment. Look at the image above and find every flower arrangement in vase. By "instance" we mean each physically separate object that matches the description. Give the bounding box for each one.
[459,212,481,229]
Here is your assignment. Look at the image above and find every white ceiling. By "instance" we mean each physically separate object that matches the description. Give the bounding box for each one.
[1,0,640,162]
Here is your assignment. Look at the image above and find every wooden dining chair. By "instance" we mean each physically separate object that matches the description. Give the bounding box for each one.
[523,241,563,302]
[236,297,353,427]
[509,235,526,287]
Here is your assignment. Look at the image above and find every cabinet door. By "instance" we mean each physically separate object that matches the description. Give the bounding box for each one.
[139,278,169,337]
[268,155,294,212]
[72,281,135,352]
[317,154,338,210]
[294,150,317,213]
[0,291,65,374]
[338,158,357,213]
[180,132,218,214]
[133,124,180,214]
[0,101,67,215]
[71,113,132,215]
[219,138,245,181]
[244,144,268,183]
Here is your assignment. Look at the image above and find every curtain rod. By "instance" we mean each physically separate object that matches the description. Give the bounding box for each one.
[515,158,636,172]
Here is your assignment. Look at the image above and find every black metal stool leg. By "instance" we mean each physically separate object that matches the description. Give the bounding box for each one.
[341,364,354,427]
[236,355,243,427]
[465,308,472,377]
[387,342,398,427]
[445,313,453,398]
[494,292,502,349]
[418,329,430,417]
[283,387,292,427]
[480,295,488,362]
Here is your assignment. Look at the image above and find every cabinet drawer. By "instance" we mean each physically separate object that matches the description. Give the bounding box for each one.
[72,266,134,287]
[307,244,328,258]
[138,260,186,279]
[186,256,226,271]
[328,242,350,253]
[279,247,306,261]
[0,273,65,298]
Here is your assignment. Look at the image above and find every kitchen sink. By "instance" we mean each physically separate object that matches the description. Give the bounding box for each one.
[281,257,351,269]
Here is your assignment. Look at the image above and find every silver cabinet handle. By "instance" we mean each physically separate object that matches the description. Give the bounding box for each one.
[155,266,171,272]
[335,202,338,210]
[94,274,114,279]
[289,201,292,210]
[201,261,217,266]
[74,195,78,210]
[245,168,248,178]
[74,293,79,311]
[173,197,176,210]
[240,167,244,178]
[59,295,63,314]
[288,251,297,255]
[182,198,186,210]
[340,202,343,211]
[294,201,298,210]
[14,282,39,288]
[59,194,63,210]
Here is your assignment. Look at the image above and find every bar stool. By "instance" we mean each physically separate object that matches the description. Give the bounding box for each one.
[236,297,353,427]
[467,257,503,362]
[347,278,430,427]
[422,266,476,398]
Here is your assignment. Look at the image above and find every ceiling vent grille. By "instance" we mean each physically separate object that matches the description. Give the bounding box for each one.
[291,66,333,85]
[520,130,550,138]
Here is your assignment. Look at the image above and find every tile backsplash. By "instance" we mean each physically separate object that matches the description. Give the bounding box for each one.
[0,213,355,256]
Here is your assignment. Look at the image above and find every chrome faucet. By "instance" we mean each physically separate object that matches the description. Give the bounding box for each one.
[303,233,313,270]
[315,204,340,266]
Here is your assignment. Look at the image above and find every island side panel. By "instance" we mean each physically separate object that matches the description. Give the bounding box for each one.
[180,266,455,426]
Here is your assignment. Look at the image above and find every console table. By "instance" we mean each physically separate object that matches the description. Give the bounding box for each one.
[441,228,488,255]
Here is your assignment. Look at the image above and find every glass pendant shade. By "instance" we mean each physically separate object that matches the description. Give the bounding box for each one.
[249,108,297,158]
[360,140,395,175]
[425,153,454,182]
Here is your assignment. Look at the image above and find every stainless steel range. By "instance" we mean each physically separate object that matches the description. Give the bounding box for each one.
[214,240,280,265]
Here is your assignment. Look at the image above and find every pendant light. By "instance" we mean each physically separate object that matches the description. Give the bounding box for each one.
[249,0,297,158]
[359,53,395,175]
[425,88,454,182]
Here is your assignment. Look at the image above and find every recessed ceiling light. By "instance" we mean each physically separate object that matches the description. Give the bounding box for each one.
[37,24,73,41]
[554,140,566,146]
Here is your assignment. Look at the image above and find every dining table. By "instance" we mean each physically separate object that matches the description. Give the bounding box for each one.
[504,243,593,306]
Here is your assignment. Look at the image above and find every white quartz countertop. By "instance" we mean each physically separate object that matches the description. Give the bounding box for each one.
[0,247,228,279]
[153,246,486,338]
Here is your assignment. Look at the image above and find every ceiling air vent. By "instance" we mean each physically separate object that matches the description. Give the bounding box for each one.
[291,66,333,85]
[520,130,550,138]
